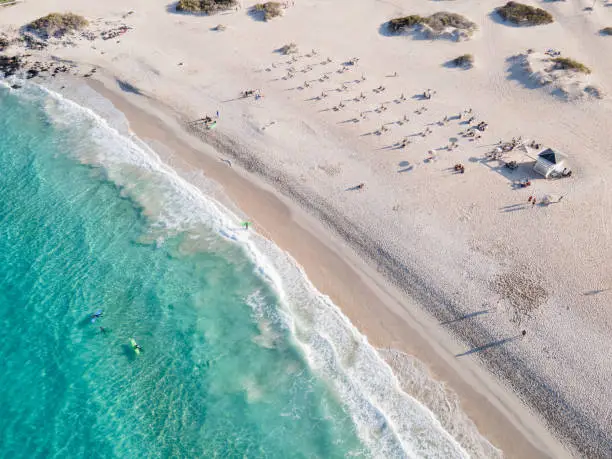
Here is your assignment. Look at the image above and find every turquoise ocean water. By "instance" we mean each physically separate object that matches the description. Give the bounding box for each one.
[0,82,492,458]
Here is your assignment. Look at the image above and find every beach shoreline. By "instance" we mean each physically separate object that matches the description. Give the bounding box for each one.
[2,0,612,455]
[83,75,569,458]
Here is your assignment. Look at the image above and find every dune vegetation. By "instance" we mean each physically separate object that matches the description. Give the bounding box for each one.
[495,2,553,26]
[252,2,283,21]
[176,0,237,14]
[551,57,591,74]
[26,13,88,38]
[388,12,477,34]
[451,54,474,69]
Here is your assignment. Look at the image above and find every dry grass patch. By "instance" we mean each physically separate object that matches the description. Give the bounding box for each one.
[176,0,237,14]
[496,2,553,26]
[27,13,88,38]
[551,57,591,74]
[252,2,283,21]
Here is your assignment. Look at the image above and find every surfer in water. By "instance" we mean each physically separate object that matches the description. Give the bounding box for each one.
[90,309,103,323]
[134,343,143,352]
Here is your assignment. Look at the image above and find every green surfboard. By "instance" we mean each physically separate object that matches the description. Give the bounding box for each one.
[130,338,140,355]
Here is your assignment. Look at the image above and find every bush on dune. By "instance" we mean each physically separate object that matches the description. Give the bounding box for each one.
[252,2,283,21]
[27,13,88,38]
[452,53,474,68]
[176,0,237,14]
[388,15,426,33]
[278,42,298,55]
[388,12,477,34]
[495,2,553,26]
[551,57,591,74]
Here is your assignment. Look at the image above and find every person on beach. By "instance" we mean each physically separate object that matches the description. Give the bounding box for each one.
[243,222,250,230]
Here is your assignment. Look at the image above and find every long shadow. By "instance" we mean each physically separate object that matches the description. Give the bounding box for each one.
[120,344,137,361]
[117,79,144,95]
[378,22,396,37]
[500,203,529,212]
[583,288,609,296]
[480,157,543,188]
[77,315,95,328]
[247,8,266,22]
[221,96,248,103]
[441,309,490,325]
[443,58,472,70]
[456,335,521,357]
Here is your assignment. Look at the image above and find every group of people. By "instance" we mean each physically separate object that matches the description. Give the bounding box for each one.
[90,310,143,352]
[242,89,262,100]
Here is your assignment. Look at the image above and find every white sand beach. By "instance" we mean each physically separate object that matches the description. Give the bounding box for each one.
[2,0,612,456]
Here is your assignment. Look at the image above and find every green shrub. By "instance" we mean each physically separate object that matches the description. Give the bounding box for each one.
[600,27,612,36]
[452,53,474,68]
[388,12,476,34]
[495,2,553,26]
[252,2,282,20]
[388,15,426,33]
[27,13,88,38]
[551,57,591,74]
[176,0,202,11]
[278,42,298,55]
[176,0,237,14]
[426,12,476,31]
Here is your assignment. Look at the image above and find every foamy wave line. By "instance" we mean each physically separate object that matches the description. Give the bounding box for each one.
[26,82,500,458]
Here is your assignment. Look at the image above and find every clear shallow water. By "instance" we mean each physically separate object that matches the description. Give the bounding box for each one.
[0,83,492,458]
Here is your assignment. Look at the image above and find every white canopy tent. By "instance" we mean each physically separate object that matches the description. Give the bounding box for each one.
[533,148,570,178]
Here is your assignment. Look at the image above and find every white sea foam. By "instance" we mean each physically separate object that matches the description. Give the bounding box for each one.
[25,82,502,459]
